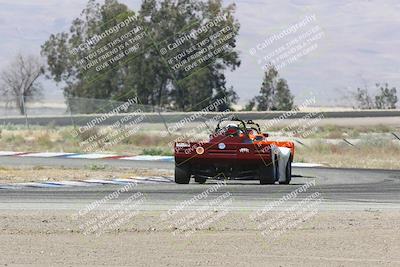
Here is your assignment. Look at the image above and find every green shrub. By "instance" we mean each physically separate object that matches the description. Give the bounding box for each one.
[141,147,173,156]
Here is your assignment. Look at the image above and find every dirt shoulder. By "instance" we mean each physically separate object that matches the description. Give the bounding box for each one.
[0,210,399,266]
[0,166,173,184]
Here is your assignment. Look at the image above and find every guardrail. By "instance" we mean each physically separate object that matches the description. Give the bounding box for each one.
[0,110,400,126]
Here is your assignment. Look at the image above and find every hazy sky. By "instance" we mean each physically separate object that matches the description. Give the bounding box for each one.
[0,0,399,106]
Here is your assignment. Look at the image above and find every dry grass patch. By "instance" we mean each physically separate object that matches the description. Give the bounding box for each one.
[295,140,400,169]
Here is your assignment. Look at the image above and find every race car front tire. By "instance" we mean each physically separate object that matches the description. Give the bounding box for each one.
[259,164,275,185]
[175,165,191,184]
[279,158,292,185]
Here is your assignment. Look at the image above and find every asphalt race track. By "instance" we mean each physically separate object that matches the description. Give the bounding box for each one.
[1,156,400,211]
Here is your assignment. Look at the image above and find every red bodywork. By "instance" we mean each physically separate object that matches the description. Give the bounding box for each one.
[174,119,295,180]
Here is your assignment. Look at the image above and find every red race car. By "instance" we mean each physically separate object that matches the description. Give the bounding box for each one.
[174,117,294,184]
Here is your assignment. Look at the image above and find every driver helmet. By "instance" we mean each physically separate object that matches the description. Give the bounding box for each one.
[225,123,242,135]
[226,123,239,128]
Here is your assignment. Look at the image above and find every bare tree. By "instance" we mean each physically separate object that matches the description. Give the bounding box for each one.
[0,54,44,115]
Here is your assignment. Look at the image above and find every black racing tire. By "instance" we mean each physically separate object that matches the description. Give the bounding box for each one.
[259,164,275,185]
[274,158,279,182]
[194,176,207,184]
[279,158,292,185]
[175,165,191,184]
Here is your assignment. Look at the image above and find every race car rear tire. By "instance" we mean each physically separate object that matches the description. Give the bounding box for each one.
[194,176,207,184]
[279,159,292,185]
[175,165,191,184]
[259,164,275,185]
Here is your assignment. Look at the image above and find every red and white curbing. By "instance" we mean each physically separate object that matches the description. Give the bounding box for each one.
[0,151,323,166]
[0,151,174,161]
[0,177,174,189]
[0,151,324,189]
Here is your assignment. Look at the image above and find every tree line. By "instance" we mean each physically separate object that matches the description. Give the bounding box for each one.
[354,83,398,109]
[0,0,397,114]
[41,0,241,112]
